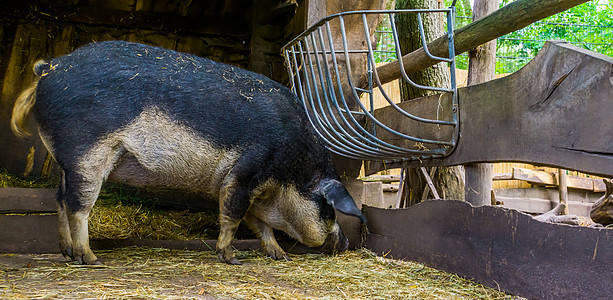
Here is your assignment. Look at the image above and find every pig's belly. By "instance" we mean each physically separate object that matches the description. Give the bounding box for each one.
[106,106,242,195]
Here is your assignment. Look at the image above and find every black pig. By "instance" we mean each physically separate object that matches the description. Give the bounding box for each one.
[11,41,364,265]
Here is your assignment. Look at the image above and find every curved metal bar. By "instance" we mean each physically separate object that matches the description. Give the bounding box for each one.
[339,14,455,147]
[326,17,443,155]
[312,25,419,157]
[320,20,425,156]
[389,13,454,93]
[282,8,454,50]
[289,44,364,158]
[306,31,399,157]
[302,35,388,157]
[282,8,459,161]
[365,13,457,126]
[417,12,453,63]
[283,49,297,95]
[298,38,408,158]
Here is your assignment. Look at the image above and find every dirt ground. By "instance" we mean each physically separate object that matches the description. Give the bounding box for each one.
[0,247,515,299]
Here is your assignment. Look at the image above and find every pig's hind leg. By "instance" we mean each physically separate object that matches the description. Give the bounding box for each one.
[56,171,74,260]
[244,212,290,261]
[58,142,126,265]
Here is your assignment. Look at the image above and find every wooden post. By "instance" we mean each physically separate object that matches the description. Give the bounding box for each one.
[558,169,570,215]
[464,0,497,207]
[396,168,406,208]
[419,167,440,200]
[420,167,438,201]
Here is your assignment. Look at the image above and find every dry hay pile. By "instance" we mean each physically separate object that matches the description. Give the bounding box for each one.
[0,169,229,240]
[0,247,513,299]
[89,200,221,241]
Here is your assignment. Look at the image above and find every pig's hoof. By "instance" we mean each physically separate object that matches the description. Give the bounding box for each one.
[74,253,101,265]
[60,244,74,260]
[226,258,242,265]
[264,247,290,261]
[217,251,242,265]
[89,260,104,266]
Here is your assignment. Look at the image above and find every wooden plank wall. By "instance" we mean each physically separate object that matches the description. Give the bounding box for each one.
[360,67,602,187]
[0,0,305,177]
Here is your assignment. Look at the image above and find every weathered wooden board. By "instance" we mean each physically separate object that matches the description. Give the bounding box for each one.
[0,214,59,253]
[90,238,319,255]
[512,168,601,191]
[0,188,57,213]
[365,41,613,177]
[0,0,304,177]
[492,187,599,216]
[364,201,613,300]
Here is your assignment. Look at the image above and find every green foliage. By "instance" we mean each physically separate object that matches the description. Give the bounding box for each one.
[374,23,398,63]
[377,0,613,73]
[495,0,613,73]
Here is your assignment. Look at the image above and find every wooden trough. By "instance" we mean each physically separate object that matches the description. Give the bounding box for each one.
[364,201,613,300]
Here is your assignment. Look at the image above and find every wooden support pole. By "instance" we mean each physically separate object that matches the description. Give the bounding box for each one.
[419,167,440,200]
[420,167,438,201]
[361,0,589,89]
[396,168,406,208]
[464,0,497,207]
[558,169,570,215]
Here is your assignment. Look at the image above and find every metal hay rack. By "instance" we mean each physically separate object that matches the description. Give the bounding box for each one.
[282,7,458,163]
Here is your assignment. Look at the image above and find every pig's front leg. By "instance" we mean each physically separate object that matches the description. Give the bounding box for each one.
[216,176,251,265]
[244,212,290,261]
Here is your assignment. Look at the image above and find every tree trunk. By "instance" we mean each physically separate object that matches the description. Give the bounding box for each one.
[464,0,498,206]
[395,0,465,204]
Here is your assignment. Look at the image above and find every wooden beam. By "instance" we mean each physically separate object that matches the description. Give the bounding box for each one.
[420,167,438,201]
[494,194,593,216]
[382,183,399,193]
[594,180,607,193]
[0,188,57,213]
[0,2,252,38]
[492,173,512,180]
[512,168,601,192]
[89,238,320,255]
[364,41,613,177]
[463,0,497,207]
[419,167,440,200]
[558,169,570,215]
[360,175,401,182]
[513,168,556,186]
[0,214,59,253]
[493,187,601,214]
[363,0,589,88]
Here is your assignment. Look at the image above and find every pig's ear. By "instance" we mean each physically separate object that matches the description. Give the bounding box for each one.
[319,179,367,223]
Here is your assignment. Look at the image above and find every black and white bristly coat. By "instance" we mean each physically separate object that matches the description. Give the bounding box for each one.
[11,41,364,265]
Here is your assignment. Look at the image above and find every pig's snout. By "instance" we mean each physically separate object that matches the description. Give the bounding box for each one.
[318,224,349,253]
